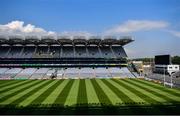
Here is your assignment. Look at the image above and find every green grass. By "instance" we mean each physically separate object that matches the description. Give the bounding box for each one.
[77,79,88,104]
[0,78,180,115]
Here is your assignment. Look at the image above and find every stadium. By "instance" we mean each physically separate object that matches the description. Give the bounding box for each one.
[0,35,180,115]
[0,35,135,79]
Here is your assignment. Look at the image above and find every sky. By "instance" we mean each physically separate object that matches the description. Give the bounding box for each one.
[0,0,180,58]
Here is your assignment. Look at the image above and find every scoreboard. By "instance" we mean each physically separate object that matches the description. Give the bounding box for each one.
[155,55,171,65]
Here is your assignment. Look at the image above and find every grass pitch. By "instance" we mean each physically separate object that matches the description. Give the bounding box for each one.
[0,78,180,114]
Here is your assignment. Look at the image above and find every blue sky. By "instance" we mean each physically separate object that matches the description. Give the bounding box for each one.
[0,0,180,58]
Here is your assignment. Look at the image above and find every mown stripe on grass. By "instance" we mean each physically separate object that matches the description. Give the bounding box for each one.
[134,79,180,96]
[85,79,100,104]
[127,79,180,102]
[0,80,33,94]
[30,80,64,104]
[0,80,22,88]
[101,79,134,104]
[0,80,36,99]
[123,79,174,103]
[42,80,69,104]
[114,79,167,114]
[10,80,53,105]
[2,80,50,104]
[21,80,57,106]
[108,79,146,104]
[0,80,14,84]
[0,80,42,104]
[90,79,112,105]
[112,79,163,104]
[64,79,79,106]
[0,80,38,98]
[0,80,27,89]
[96,79,122,105]
[77,79,88,104]
[54,79,74,105]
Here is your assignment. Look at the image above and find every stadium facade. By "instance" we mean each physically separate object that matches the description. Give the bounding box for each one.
[0,35,137,79]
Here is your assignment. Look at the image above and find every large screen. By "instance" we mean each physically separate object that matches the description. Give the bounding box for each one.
[155,55,171,65]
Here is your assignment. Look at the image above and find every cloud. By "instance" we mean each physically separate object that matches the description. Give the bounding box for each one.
[59,31,92,38]
[105,20,169,34]
[0,20,93,38]
[168,30,180,38]
[0,20,56,36]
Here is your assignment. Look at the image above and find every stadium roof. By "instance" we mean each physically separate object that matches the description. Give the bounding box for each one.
[57,36,72,45]
[8,36,24,45]
[73,36,87,45]
[25,36,40,45]
[41,36,57,45]
[0,35,134,46]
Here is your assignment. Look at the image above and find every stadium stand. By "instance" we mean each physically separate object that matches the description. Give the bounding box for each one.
[14,68,36,79]
[49,46,60,58]
[23,46,35,58]
[30,68,49,79]
[3,68,22,79]
[79,67,95,78]
[0,46,9,58]
[0,35,136,79]
[57,68,65,79]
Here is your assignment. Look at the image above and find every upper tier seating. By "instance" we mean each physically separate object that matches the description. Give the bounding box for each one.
[49,46,60,58]
[75,46,88,58]
[87,46,101,58]
[61,46,74,58]
[112,46,127,58]
[7,46,23,58]
[100,46,115,58]
[0,46,127,59]
[0,46,10,58]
